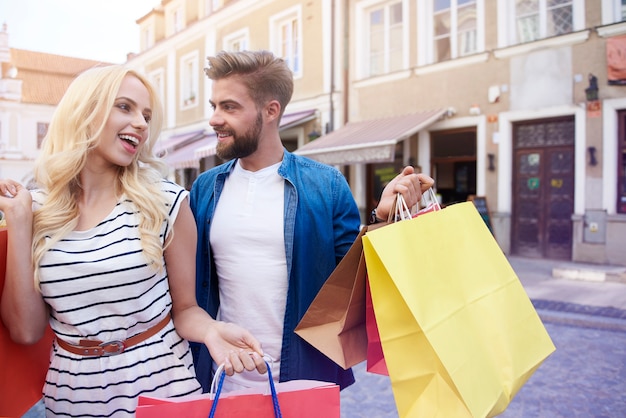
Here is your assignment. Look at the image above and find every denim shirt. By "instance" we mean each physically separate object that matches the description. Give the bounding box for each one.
[189,150,361,391]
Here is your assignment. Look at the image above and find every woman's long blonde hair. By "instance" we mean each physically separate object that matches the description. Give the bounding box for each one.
[32,65,169,284]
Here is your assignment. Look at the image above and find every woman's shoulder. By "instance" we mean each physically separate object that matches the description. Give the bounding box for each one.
[158,179,189,210]
[159,178,186,194]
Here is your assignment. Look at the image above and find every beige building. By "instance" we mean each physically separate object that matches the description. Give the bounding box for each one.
[128,0,327,190]
[0,25,109,185]
[128,0,626,266]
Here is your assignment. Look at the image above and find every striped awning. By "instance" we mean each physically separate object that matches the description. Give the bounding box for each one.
[295,109,446,165]
[193,133,218,160]
[155,129,205,155]
[163,139,204,169]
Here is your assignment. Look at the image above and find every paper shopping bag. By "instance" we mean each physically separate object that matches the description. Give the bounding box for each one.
[365,275,388,376]
[295,191,437,370]
[365,191,439,376]
[294,227,371,369]
[0,227,55,417]
[362,202,556,418]
[137,379,340,418]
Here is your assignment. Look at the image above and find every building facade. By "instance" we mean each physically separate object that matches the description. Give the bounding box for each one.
[322,0,625,266]
[0,24,109,185]
[127,0,626,266]
[128,0,329,189]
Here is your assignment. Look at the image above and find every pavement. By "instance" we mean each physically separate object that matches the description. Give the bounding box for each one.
[508,255,626,311]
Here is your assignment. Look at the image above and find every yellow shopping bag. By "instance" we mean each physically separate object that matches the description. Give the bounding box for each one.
[362,201,555,418]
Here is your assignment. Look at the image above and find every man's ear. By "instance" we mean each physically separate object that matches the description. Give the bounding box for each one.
[264,100,281,123]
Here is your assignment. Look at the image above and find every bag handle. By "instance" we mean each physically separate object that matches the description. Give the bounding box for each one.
[208,359,282,418]
[417,187,442,214]
[388,188,441,223]
[388,192,412,223]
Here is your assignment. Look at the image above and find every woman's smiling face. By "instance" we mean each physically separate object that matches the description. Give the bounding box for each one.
[91,75,152,168]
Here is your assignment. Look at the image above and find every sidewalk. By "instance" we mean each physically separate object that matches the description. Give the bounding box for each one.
[507,255,626,331]
[508,255,626,308]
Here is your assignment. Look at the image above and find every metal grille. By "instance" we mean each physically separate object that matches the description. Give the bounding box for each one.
[515,118,575,148]
[547,1,573,37]
[515,0,573,42]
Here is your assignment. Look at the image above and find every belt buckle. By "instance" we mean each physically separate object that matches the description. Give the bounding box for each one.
[99,340,125,356]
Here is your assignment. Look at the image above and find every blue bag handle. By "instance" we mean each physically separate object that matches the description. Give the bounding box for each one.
[208,360,282,418]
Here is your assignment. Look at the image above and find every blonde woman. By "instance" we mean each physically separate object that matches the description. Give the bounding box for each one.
[0,65,265,417]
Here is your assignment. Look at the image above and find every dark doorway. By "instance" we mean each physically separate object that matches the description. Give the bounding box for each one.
[431,128,477,206]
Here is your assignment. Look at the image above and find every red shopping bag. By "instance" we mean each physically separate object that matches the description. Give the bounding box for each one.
[137,364,340,418]
[365,275,389,376]
[0,227,55,417]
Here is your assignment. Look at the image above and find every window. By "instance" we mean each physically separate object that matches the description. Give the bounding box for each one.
[173,6,184,33]
[211,0,225,14]
[142,26,153,51]
[270,7,303,77]
[514,0,573,43]
[357,0,408,78]
[149,69,165,105]
[180,52,199,108]
[224,29,249,52]
[418,0,482,66]
[498,0,583,52]
[433,0,477,62]
[365,1,405,76]
[37,122,48,149]
[601,0,626,24]
[280,18,300,73]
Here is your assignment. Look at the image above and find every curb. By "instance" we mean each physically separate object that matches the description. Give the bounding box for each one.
[552,266,626,283]
[533,299,626,333]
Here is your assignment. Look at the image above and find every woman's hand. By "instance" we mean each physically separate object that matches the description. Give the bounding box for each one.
[0,179,33,224]
[204,321,268,376]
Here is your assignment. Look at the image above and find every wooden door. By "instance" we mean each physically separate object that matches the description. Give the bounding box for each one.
[512,117,575,260]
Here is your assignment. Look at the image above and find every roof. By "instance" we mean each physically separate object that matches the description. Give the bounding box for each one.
[2,48,111,105]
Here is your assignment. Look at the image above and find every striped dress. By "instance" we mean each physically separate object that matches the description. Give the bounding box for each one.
[34,180,202,417]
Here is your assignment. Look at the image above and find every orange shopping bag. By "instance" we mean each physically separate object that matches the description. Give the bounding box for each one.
[0,227,54,417]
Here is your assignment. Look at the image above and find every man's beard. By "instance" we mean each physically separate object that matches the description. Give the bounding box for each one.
[215,112,263,161]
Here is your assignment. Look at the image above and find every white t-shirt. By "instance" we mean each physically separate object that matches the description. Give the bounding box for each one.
[210,160,287,391]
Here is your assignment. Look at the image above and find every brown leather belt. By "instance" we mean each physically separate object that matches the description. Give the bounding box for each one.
[56,313,171,357]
